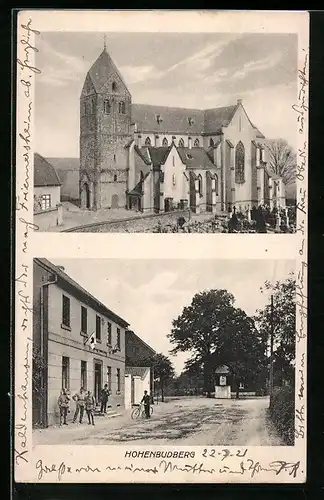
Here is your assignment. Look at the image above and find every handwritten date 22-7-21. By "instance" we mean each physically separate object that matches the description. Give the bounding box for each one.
[202,448,248,460]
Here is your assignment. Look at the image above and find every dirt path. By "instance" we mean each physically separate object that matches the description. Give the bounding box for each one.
[33,397,283,446]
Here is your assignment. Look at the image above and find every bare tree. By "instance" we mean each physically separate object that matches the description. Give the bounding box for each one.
[266,139,296,186]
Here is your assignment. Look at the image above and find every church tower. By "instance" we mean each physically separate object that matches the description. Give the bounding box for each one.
[80,42,132,210]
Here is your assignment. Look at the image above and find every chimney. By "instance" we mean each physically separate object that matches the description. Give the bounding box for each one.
[155,135,160,147]
[188,136,192,149]
[237,99,242,105]
[57,266,65,272]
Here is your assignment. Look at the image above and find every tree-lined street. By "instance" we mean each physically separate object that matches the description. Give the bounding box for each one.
[33,396,283,446]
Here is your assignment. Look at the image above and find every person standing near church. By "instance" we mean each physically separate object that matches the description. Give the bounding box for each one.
[72,387,86,424]
[100,384,110,414]
[141,390,151,419]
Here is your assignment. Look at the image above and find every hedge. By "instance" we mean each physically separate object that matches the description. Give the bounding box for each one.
[269,385,295,445]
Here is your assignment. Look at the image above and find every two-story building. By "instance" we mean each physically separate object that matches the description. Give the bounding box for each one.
[32,258,130,427]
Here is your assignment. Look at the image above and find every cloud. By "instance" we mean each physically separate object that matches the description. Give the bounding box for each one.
[119,65,163,84]
[230,52,283,81]
[37,39,88,87]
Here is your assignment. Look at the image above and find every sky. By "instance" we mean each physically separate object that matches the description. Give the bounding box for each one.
[35,32,298,157]
[49,258,294,375]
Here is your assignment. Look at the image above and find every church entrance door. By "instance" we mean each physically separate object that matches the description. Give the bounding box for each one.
[81,183,91,209]
[111,194,119,208]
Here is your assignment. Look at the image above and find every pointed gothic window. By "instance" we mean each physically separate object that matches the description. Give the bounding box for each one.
[235,141,245,184]
[118,102,121,114]
[209,138,214,148]
[178,138,184,147]
[162,138,168,146]
[145,137,151,146]
[112,81,117,92]
[198,174,203,196]
[104,100,111,114]
[194,138,200,147]
[114,174,117,182]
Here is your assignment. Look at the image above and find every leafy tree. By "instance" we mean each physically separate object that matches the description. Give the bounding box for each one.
[152,353,175,402]
[254,275,296,387]
[266,138,296,187]
[168,289,236,397]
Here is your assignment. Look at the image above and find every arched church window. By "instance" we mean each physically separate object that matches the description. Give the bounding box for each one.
[198,174,203,196]
[162,138,168,146]
[145,137,151,146]
[172,174,176,186]
[178,138,184,147]
[112,81,117,92]
[214,174,219,195]
[121,102,126,114]
[114,174,118,182]
[113,154,116,163]
[235,141,245,184]
[194,138,200,147]
[209,138,214,148]
[104,100,111,114]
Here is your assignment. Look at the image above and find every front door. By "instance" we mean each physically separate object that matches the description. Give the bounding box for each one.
[94,361,102,404]
[111,194,119,208]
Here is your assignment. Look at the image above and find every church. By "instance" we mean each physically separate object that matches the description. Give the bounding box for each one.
[79,45,286,215]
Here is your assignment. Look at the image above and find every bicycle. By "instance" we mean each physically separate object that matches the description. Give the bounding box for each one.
[131,403,153,420]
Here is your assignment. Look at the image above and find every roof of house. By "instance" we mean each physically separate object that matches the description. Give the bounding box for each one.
[132,104,205,134]
[125,366,150,379]
[34,153,61,187]
[34,258,130,328]
[203,105,238,134]
[87,48,130,94]
[126,330,156,357]
[177,147,216,169]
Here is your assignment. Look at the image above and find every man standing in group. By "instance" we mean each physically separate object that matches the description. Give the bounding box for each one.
[72,387,86,424]
[141,390,151,419]
[100,384,110,414]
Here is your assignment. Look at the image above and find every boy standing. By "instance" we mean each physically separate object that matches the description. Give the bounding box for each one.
[85,390,95,425]
[141,390,151,419]
[58,388,70,426]
[100,384,110,414]
[72,387,86,424]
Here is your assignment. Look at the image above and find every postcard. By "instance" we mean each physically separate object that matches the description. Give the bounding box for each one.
[15,9,308,483]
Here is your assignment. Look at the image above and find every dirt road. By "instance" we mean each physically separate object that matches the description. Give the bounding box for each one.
[33,396,283,446]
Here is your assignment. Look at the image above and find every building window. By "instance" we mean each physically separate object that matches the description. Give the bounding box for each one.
[113,154,116,163]
[194,138,200,147]
[235,141,245,183]
[118,101,125,114]
[104,99,111,114]
[107,366,112,391]
[116,368,121,392]
[83,102,87,116]
[145,137,151,146]
[41,194,51,210]
[112,81,117,92]
[178,138,184,147]
[81,360,87,390]
[162,138,168,146]
[107,322,112,345]
[215,174,219,196]
[172,174,176,186]
[96,315,101,341]
[113,174,117,182]
[62,357,70,390]
[116,328,121,350]
[198,174,203,196]
[209,138,214,148]
[62,295,70,328]
[81,306,87,334]
[172,156,175,167]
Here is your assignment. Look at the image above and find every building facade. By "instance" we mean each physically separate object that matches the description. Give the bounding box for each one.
[34,153,61,211]
[33,258,130,427]
[79,47,286,214]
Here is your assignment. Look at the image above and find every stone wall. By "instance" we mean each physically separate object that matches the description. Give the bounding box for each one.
[64,209,191,233]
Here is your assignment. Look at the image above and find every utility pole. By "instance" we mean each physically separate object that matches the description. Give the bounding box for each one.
[269,294,274,407]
